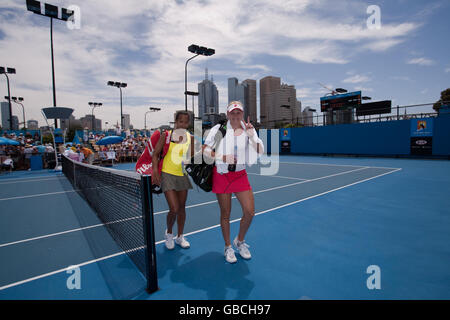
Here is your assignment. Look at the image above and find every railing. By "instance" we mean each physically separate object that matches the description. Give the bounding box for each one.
[259,102,449,128]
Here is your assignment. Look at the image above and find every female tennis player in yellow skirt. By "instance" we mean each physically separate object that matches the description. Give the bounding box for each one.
[152,111,194,250]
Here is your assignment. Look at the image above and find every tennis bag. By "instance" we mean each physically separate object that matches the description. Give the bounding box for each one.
[135,129,172,193]
[185,121,227,192]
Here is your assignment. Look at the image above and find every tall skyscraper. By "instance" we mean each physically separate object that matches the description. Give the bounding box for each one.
[228,77,246,117]
[228,78,257,123]
[260,77,302,128]
[259,76,281,127]
[268,84,298,128]
[1,102,11,130]
[27,120,39,130]
[243,79,257,123]
[79,115,103,131]
[198,68,219,118]
[123,114,131,130]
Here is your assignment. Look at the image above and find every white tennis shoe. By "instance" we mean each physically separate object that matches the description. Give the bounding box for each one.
[165,230,174,250]
[224,246,237,264]
[175,235,190,249]
[233,237,251,259]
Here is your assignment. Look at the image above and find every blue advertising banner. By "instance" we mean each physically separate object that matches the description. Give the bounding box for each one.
[280,128,291,153]
[410,118,433,137]
[281,128,291,141]
[410,118,433,155]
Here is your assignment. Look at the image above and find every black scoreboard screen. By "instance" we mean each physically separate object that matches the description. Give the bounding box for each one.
[356,100,392,116]
[320,91,361,112]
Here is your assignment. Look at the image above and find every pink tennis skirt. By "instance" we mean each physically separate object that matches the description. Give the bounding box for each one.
[212,166,252,194]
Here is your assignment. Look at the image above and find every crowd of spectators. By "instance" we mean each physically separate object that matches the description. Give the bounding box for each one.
[85,133,148,164]
[0,131,153,172]
[1,132,55,171]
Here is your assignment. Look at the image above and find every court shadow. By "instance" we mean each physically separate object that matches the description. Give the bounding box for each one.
[166,250,255,299]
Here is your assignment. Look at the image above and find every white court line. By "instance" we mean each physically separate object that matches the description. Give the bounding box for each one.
[0,175,63,183]
[0,217,141,248]
[278,161,401,170]
[247,172,307,181]
[0,166,370,247]
[0,167,401,291]
[0,177,64,185]
[0,189,79,202]
[0,248,145,291]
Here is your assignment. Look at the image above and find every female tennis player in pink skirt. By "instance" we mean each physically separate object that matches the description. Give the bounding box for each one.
[203,101,264,263]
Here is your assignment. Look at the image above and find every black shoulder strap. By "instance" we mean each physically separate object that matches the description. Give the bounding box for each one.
[213,122,227,151]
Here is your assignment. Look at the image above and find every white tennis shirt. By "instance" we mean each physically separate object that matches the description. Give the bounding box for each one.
[204,120,264,174]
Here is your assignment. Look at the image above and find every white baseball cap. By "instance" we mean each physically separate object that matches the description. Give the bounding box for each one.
[227,101,244,113]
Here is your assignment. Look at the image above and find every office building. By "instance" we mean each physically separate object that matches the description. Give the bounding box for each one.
[123,114,131,130]
[198,68,219,119]
[61,115,82,131]
[302,107,314,127]
[1,102,11,130]
[243,79,257,123]
[259,76,281,127]
[27,120,39,130]
[260,77,301,128]
[79,115,103,131]
[228,78,257,123]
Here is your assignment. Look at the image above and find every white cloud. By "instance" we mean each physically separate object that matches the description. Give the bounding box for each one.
[407,57,435,66]
[391,76,411,81]
[363,39,404,52]
[354,86,373,92]
[343,74,371,84]
[445,67,450,73]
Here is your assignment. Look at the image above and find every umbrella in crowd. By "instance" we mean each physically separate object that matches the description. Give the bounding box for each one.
[72,134,81,145]
[96,135,123,145]
[0,137,20,146]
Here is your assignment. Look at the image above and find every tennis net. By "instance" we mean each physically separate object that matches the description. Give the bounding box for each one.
[61,154,158,293]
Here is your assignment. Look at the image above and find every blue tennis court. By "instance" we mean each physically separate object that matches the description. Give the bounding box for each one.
[0,155,449,300]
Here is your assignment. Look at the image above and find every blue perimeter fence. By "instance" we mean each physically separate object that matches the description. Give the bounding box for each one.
[264,113,450,158]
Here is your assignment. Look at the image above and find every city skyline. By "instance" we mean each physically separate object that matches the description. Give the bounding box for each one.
[0,0,449,130]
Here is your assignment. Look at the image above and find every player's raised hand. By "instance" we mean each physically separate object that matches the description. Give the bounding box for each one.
[244,116,254,136]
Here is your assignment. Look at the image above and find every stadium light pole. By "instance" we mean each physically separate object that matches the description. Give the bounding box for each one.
[185,44,215,111]
[0,67,16,130]
[11,97,26,129]
[107,81,127,131]
[26,0,75,129]
[144,107,161,131]
[88,102,102,131]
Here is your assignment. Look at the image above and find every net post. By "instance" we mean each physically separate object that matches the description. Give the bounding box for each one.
[141,174,158,293]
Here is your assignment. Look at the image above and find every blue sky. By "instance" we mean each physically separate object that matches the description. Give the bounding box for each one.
[0,0,449,129]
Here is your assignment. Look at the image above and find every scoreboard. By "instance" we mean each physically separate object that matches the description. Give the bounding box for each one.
[320,91,361,112]
[356,100,392,116]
